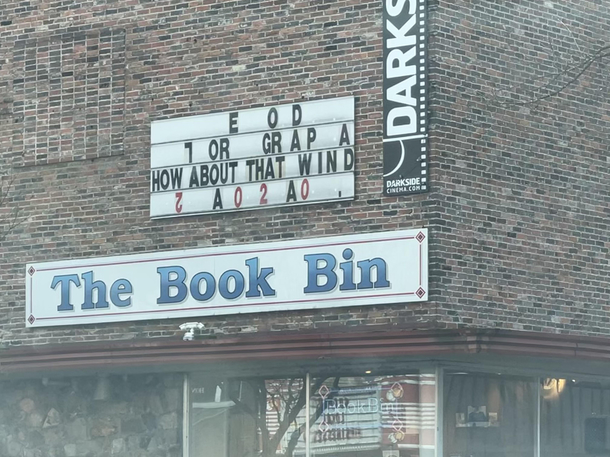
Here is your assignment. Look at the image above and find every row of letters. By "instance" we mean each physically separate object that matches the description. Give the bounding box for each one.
[52,250,390,311]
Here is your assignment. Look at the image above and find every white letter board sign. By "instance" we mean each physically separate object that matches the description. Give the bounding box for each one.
[150,97,355,218]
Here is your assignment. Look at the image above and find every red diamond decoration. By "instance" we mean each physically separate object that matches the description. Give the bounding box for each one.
[28,266,36,276]
[416,287,426,298]
[416,231,426,243]
[318,384,330,399]
[392,418,404,432]
[28,315,36,325]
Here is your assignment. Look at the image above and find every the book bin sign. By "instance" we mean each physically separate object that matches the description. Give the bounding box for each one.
[25,230,428,328]
[150,97,355,218]
[383,0,429,196]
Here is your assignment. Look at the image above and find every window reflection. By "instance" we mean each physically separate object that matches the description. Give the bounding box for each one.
[190,370,610,457]
[541,379,610,457]
[443,372,536,457]
[308,374,436,457]
[189,372,436,457]
[190,376,307,457]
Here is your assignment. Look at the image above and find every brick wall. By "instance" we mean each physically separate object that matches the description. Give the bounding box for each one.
[0,0,608,348]
[430,0,610,333]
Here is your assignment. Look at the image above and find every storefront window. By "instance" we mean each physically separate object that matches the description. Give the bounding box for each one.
[189,368,610,457]
[188,371,436,457]
[541,379,610,457]
[189,375,308,457]
[308,373,436,457]
[443,372,536,457]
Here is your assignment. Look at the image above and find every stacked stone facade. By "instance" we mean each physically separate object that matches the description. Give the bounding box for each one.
[0,374,182,457]
[0,0,608,345]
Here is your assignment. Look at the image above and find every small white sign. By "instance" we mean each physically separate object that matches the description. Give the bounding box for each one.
[25,229,428,328]
[150,97,355,218]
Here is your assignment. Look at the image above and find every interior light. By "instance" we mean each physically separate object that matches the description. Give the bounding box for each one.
[542,378,566,400]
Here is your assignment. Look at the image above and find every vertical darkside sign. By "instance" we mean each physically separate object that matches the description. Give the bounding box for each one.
[383,0,428,196]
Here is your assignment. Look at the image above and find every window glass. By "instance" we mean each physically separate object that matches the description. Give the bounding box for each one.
[443,372,536,457]
[308,373,436,457]
[189,375,307,457]
[189,371,436,457]
[541,378,610,457]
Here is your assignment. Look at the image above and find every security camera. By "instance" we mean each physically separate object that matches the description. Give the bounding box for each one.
[179,322,205,331]
[179,322,204,341]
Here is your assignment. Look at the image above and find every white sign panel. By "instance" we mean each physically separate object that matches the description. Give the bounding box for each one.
[150,97,355,218]
[25,229,428,328]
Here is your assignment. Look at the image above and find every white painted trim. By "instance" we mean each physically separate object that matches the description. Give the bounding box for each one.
[435,366,443,457]
[306,372,311,457]
[536,378,541,457]
[183,374,190,457]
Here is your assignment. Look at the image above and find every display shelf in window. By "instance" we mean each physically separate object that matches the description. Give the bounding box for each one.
[455,407,499,428]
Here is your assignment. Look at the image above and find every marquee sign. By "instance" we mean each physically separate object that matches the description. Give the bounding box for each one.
[25,229,428,328]
[382,0,428,196]
[150,97,355,218]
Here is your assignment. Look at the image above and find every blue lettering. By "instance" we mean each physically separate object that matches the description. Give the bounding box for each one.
[219,270,244,299]
[51,274,81,311]
[303,253,337,293]
[157,266,188,304]
[81,271,109,309]
[110,279,133,307]
[245,257,275,298]
[339,248,356,291]
[357,258,390,289]
[190,272,216,301]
